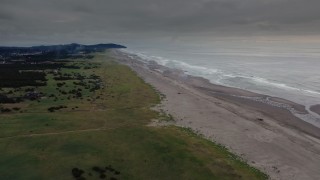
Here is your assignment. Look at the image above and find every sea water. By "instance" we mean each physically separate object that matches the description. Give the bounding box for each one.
[120,40,320,126]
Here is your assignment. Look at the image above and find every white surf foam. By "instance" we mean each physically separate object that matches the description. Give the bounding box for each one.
[121,49,320,97]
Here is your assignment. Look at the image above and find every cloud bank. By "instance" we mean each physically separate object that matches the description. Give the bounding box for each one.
[1,0,320,45]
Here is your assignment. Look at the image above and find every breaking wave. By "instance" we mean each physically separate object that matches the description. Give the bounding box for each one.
[121,49,320,96]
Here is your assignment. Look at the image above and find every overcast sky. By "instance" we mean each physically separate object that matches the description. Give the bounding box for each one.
[1,0,320,46]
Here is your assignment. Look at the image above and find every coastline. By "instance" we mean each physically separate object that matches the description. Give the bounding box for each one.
[110,49,320,180]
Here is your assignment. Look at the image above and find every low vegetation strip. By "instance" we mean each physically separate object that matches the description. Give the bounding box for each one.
[0,52,267,179]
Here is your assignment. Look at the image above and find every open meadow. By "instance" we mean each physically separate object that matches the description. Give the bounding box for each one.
[0,53,267,180]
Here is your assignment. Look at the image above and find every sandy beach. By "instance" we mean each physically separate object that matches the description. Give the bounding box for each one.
[110,50,320,180]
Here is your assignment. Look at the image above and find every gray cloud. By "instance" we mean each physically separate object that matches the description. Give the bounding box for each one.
[1,0,320,45]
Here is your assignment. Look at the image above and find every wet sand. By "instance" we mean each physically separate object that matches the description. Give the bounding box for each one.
[110,50,320,180]
[311,104,320,116]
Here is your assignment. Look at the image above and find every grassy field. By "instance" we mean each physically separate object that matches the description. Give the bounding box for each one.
[0,53,268,180]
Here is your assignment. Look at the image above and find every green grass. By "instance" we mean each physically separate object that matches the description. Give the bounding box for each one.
[0,53,267,180]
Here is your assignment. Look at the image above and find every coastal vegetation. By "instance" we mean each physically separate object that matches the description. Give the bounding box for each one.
[0,50,267,179]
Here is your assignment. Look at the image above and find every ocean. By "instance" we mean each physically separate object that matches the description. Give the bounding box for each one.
[120,40,320,126]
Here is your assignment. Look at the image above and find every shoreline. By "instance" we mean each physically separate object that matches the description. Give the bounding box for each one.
[110,50,320,180]
[118,49,320,128]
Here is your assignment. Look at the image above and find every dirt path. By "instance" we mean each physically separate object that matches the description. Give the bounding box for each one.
[0,128,104,140]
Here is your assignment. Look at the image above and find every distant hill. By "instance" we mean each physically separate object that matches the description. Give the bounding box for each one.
[0,43,127,62]
[0,43,126,55]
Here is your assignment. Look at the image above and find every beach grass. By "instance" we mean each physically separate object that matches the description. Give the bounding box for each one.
[0,53,267,179]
